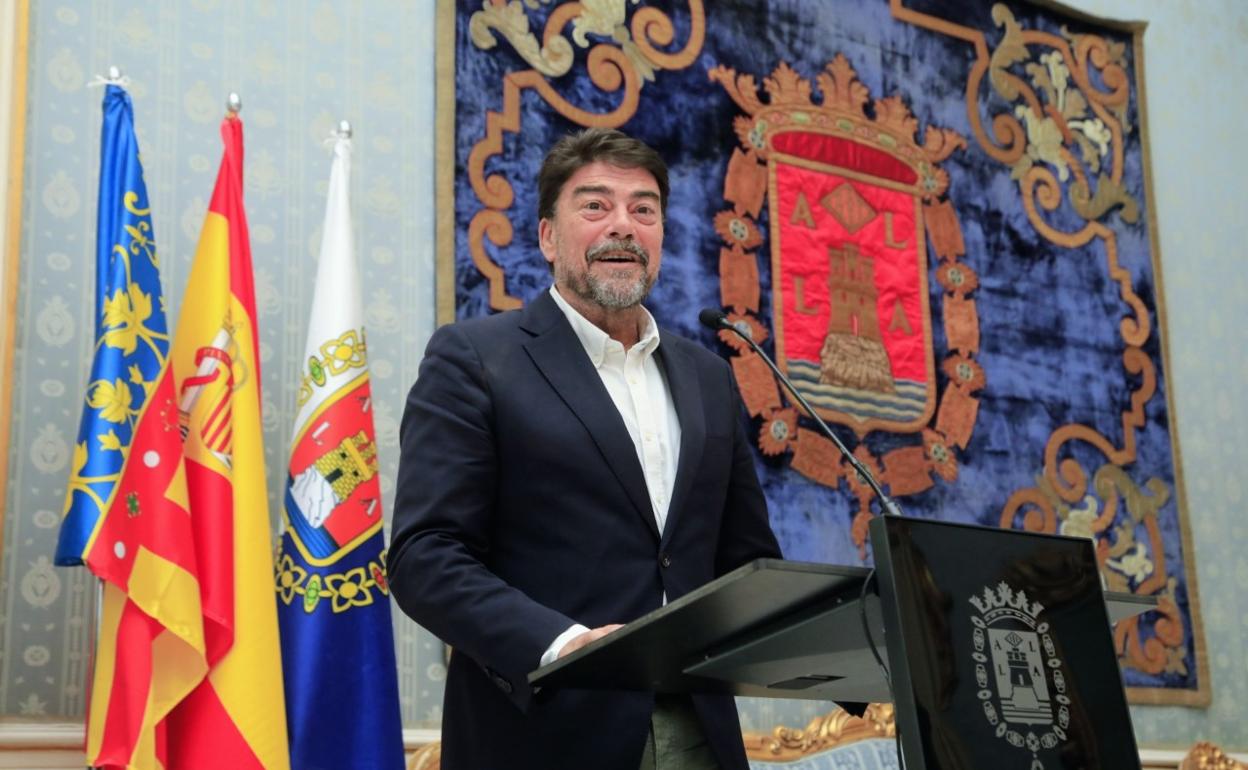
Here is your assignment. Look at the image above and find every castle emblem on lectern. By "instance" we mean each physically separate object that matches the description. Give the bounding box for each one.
[969,582,1069,769]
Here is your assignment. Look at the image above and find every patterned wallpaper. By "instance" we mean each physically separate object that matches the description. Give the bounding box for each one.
[0,0,444,728]
[1,0,1245,752]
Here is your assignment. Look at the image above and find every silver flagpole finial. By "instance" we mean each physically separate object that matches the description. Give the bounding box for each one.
[226,92,242,114]
[87,66,130,89]
[338,120,352,139]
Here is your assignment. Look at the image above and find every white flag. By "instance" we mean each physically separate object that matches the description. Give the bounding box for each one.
[276,130,406,769]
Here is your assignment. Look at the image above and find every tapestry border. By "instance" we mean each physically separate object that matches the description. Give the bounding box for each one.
[1124,18,1208,709]
[436,0,457,326]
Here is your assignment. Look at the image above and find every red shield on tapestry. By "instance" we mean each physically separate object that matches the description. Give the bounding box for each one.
[768,130,936,434]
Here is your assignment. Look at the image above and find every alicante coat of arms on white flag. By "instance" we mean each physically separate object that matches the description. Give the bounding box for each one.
[284,135,382,554]
[275,132,406,769]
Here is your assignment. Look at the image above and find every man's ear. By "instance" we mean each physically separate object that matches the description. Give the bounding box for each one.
[538,217,556,266]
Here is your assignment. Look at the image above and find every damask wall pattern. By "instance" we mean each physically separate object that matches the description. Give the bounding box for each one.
[1,0,1245,754]
[0,1,444,727]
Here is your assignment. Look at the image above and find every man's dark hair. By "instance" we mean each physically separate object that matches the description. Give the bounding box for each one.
[537,128,669,222]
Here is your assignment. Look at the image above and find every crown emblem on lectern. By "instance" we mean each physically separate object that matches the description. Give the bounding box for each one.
[969,581,1046,620]
[969,581,1068,770]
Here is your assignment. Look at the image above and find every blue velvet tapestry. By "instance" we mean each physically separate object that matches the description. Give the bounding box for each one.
[443,0,1204,702]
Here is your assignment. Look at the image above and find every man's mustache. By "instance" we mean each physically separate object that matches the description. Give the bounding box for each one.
[586,239,649,266]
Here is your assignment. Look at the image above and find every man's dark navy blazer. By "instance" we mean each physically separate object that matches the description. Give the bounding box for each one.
[389,290,781,769]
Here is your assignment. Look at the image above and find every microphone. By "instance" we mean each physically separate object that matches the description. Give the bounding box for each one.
[697,308,730,331]
[700,308,902,517]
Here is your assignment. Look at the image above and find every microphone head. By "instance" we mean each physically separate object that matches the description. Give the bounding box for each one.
[698,308,729,330]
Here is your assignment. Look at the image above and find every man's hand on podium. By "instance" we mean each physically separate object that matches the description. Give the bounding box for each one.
[558,624,624,658]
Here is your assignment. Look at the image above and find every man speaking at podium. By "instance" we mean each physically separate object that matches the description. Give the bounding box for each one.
[389,128,781,769]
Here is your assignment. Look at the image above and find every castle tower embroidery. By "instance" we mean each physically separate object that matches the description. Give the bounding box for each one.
[820,242,895,394]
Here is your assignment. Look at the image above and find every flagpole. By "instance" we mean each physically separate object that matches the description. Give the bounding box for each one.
[85,66,124,770]
[226,91,241,115]
[89,63,119,770]
[86,66,109,770]
[89,578,102,770]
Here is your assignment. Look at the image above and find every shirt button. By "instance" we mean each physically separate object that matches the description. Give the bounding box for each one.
[660,553,672,568]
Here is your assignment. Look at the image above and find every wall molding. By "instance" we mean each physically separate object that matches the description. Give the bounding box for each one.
[0,721,440,768]
[0,0,30,584]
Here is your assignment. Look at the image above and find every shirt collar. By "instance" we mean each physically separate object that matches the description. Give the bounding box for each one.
[548,284,661,368]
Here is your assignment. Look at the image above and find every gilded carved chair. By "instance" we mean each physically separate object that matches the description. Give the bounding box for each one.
[408,740,441,770]
[1180,742,1247,770]
[744,704,898,769]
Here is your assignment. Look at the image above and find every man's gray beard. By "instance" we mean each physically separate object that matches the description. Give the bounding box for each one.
[582,269,653,309]
[557,241,656,310]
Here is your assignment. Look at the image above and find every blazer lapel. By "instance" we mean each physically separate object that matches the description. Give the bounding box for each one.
[521,293,660,541]
[655,335,705,547]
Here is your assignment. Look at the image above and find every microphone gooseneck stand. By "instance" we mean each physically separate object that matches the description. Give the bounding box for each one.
[698,307,908,768]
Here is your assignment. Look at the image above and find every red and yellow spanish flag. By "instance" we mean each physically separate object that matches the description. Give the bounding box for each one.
[166,112,290,769]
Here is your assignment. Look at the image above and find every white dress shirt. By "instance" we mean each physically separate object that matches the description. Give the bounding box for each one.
[540,285,682,665]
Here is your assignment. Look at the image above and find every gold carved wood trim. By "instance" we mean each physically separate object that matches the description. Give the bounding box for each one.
[742,704,895,763]
[1181,742,1248,770]
[407,740,441,770]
